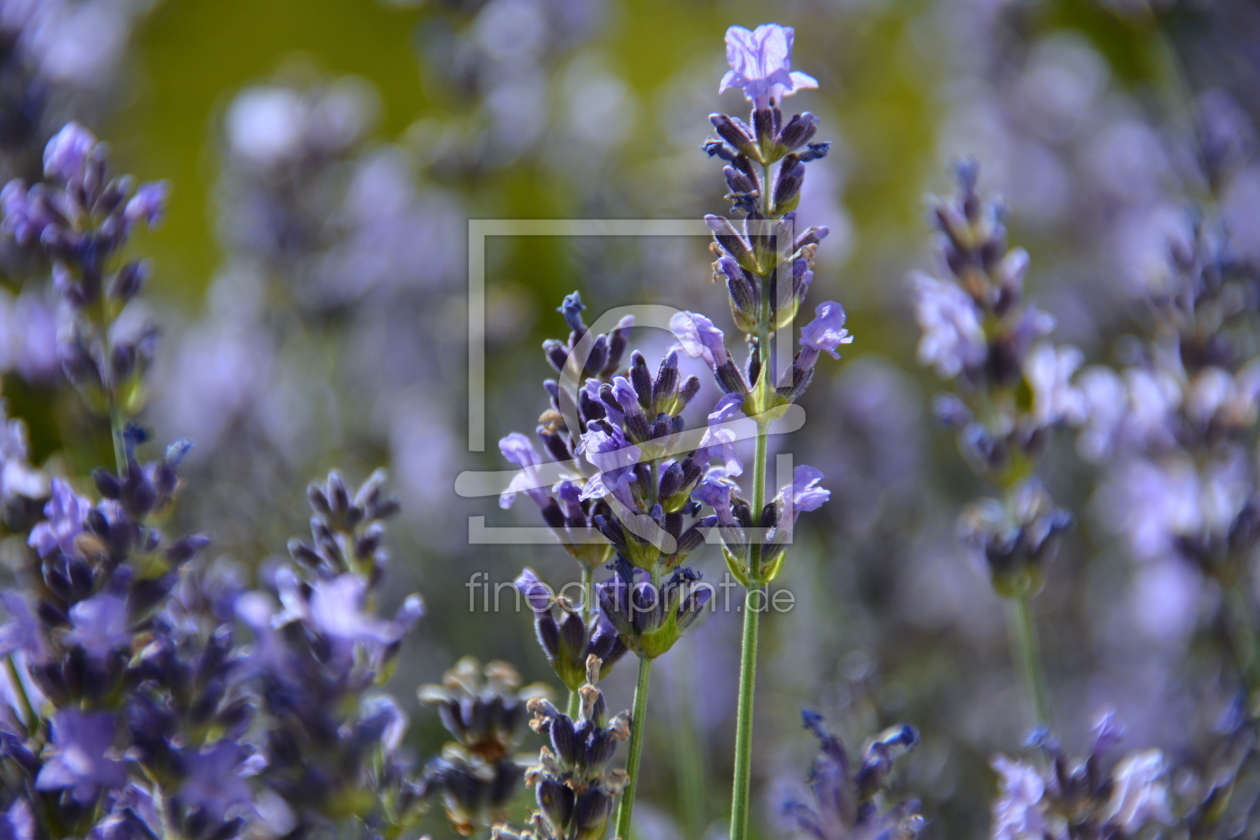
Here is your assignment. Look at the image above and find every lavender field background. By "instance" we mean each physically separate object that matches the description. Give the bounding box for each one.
[2,1,1260,839]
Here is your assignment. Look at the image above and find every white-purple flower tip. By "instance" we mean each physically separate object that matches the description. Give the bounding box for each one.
[498,432,548,510]
[720,24,818,111]
[670,311,730,371]
[514,568,552,613]
[43,123,97,184]
[800,301,853,360]
[788,465,830,512]
[124,181,170,229]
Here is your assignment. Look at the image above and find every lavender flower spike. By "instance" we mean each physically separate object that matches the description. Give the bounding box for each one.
[720,24,818,110]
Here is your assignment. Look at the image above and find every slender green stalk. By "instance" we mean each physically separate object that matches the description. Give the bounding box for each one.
[615,653,654,840]
[1224,585,1260,693]
[728,162,779,840]
[1011,593,1051,727]
[672,642,707,840]
[5,654,36,733]
[729,586,762,840]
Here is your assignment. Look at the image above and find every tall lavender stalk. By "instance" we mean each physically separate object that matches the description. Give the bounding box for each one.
[910,160,1081,727]
[690,24,849,840]
[1,123,166,471]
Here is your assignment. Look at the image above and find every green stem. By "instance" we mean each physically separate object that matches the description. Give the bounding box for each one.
[1011,593,1051,727]
[615,653,654,840]
[5,654,36,733]
[729,586,762,840]
[728,160,778,840]
[1224,584,1260,694]
[672,643,707,840]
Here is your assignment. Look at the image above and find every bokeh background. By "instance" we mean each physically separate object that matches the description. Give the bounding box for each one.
[4,0,1260,837]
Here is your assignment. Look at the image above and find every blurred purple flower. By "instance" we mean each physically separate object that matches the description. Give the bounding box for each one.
[309,574,415,646]
[28,478,91,558]
[64,594,129,664]
[35,710,125,803]
[0,593,42,659]
[177,742,256,822]
[911,272,986,379]
[1024,343,1087,428]
[123,181,169,229]
[1105,750,1172,832]
[42,122,96,183]
[0,798,33,840]
[990,756,1052,840]
[719,24,818,110]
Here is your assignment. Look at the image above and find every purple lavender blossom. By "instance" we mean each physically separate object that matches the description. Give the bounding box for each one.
[911,271,986,379]
[670,311,731,371]
[514,568,553,613]
[308,573,416,646]
[1024,343,1087,428]
[27,478,91,557]
[800,302,852,359]
[719,24,818,110]
[990,756,1051,840]
[0,592,43,660]
[35,710,126,803]
[783,465,830,522]
[64,593,129,664]
[123,181,169,229]
[697,393,747,476]
[578,426,641,502]
[499,432,551,509]
[693,470,738,526]
[177,742,257,822]
[42,122,96,182]
[0,798,33,840]
[1104,750,1172,832]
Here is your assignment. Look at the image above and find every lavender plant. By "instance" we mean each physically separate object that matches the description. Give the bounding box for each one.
[911,160,1081,727]
[497,290,718,836]
[492,655,629,840]
[990,713,1173,840]
[2,122,166,470]
[691,24,850,840]
[419,657,548,836]
[0,124,431,840]
[782,712,923,840]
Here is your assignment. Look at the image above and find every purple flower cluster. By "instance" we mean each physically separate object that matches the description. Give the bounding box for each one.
[1,123,165,443]
[990,713,1172,840]
[419,658,550,836]
[496,656,630,840]
[498,291,717,658]
[911,160,1076,598]
[782,712,923,840]
[0,123,437,840]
